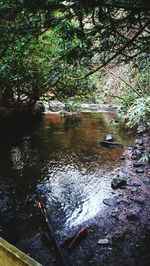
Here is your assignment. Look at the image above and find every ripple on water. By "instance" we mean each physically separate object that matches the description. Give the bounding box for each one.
[0,112,134,236]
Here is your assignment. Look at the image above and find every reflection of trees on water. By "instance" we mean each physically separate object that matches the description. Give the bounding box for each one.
[0,112,133,234]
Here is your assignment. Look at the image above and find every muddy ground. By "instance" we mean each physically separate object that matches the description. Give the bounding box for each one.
[17,131,150,266]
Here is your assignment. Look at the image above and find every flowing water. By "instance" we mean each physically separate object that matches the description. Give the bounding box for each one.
[0,111,134,252]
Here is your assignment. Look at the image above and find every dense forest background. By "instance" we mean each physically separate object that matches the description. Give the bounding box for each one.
[0,0,150,126]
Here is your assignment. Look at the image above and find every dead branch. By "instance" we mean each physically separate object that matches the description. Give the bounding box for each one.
[38,201,68,266]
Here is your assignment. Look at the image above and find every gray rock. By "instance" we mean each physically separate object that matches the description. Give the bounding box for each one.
[143,179,150,185]
[98,239,110,245]
[120,156,125,160]
[111,174,127,190]
[100,141,123,148]
[135,168,144,174]
[134,199,145,206]
[111,211,118,218]
[135,139,144,146]
[131,187,138,193]
[137,125,146,134]
[105,134,113,142]
[133,162,145,168]
[132,150,143,158]
[126,212,140,221]
[131,155,138,160]
[127,179,142,187]
[49,101,65,112]
[103,198,118,206]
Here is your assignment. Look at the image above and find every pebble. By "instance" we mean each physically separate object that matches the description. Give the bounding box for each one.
[131,187,138,193]
[98,239,109,245]
[120,156,125,160]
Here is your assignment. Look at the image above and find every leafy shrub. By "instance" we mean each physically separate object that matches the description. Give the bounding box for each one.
[64,101,81,112]
[123,97,150,128]
[139,154,150,164]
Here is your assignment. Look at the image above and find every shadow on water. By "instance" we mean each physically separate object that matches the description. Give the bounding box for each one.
[0,112,134,261]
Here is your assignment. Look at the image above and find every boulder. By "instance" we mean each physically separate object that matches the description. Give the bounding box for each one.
[111,174,127,189]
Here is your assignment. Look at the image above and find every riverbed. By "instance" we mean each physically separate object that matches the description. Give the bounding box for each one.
[0,111,134,265]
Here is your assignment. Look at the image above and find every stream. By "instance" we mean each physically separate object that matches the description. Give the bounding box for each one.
[0,110,134,264]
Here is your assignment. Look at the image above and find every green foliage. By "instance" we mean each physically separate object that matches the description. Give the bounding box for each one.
[64,101,81,113]
[0,0,149,113]
[139,154,150,164]
[122,97,150,128]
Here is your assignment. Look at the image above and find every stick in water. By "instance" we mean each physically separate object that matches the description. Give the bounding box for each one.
[38,201,68,266]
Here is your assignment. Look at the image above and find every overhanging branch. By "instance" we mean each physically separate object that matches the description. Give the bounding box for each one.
[83,19,150,79]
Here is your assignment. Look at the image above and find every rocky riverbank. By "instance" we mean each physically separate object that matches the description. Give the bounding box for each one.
[45,101,119,114]
[65,132,150,266]
[23,130,149,266]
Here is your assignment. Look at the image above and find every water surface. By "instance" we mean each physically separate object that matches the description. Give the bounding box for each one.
[0,112,133,244]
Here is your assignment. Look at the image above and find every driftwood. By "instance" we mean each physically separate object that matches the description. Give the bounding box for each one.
[65,228,88,251]
[100,141,123,148]
[38,201,68,266]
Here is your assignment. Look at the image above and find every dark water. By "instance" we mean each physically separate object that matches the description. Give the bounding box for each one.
[0,112,133,249]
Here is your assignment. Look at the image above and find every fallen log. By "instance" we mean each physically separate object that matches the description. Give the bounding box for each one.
[38,201,68,266]
[64,228,88,251]
[100,140,123,148]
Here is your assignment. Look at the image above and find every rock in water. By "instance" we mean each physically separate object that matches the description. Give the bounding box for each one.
[103,198,118,206]
[105,134,113,142]
[111,174,127,189]
[100,141,123,148]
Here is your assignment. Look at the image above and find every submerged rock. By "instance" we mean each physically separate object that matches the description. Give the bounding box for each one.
[100,141,123,148]
[111,174,127,189]
[103,198,118,206]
